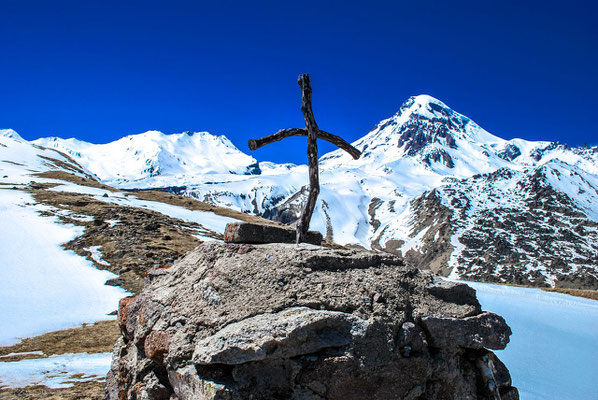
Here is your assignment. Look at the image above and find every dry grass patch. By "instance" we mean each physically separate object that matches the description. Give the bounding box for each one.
[130,189,286,227]
[0,381,104,400]
[25,171,341,294]
[0,320,119,362]
[542,287,598,301]
[1,160,25,166]
[33,171,115,191]
[37,155,91,177]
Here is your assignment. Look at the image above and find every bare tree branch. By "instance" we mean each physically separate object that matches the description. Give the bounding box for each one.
[248,128,361,160]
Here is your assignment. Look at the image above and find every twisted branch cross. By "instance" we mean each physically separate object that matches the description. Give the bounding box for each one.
[248,74,361,244]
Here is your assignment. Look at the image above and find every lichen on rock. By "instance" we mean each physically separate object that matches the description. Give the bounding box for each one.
[106,242,518,399]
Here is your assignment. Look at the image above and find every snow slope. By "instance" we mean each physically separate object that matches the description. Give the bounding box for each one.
[0,133,239,345]
[463,280,598,400]
[0,135,129,345]
[0,129,24,141]
[0,133,88,185]
[0,189,127,345]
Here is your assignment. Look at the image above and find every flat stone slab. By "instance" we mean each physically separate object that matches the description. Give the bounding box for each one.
[192,307,368,365]
[224,222,323,245]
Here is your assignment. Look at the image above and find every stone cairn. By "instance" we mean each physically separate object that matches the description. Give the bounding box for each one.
[107,242,519,399]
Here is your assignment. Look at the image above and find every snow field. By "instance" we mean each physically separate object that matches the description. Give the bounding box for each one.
[0,352,112,389]
[461,280,598,400]
[0,189,127,346]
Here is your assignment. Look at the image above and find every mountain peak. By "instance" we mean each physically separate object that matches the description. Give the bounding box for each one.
[0,129,24,141]
[402,94,450,110]
[321,94,506,174]
[347,95,474,164]
[395,95,462,122]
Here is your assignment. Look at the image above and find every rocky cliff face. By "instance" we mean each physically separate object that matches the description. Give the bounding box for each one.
[107,242,518,400]
[400,164,598,289]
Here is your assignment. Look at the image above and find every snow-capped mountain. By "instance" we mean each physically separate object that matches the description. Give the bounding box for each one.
[0,128,25,141]
[323,94,597,178]
[17,94,598,289]
[35,130,261,187]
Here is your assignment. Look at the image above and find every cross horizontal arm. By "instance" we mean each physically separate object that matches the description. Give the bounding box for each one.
[248,128,361,160]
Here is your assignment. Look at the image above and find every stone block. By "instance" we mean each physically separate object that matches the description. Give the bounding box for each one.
[224,222,322,245]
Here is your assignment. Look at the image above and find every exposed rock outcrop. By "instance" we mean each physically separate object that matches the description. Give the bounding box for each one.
[106,242,518,399]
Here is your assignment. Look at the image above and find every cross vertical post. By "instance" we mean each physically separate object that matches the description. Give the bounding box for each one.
[296,74,319,244]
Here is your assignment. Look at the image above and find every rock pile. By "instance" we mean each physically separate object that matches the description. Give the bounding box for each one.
[106,242,518,399]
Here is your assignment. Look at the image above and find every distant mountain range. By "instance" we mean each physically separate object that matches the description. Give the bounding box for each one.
[15,95,598,289]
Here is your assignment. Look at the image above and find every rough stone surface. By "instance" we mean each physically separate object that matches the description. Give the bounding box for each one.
[193,307,367,365]
[106,241,518,399]
[117,295,138,338]
[427,278,480,307]
[145,330,171,365]
[224,222,323,245]
[168,365,233,400]
[421,312,512,350]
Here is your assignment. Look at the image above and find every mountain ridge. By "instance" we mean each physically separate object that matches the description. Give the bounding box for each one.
[5,94,597,289]
[34,130,261,187]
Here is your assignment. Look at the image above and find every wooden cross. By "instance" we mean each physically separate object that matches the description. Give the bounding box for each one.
[248,74,361,244]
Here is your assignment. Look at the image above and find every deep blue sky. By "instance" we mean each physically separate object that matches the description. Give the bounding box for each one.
[1,0,596,164]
